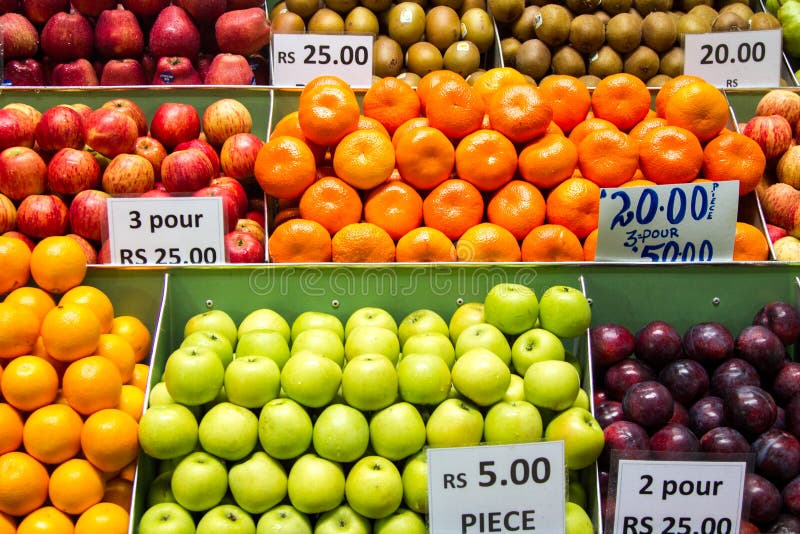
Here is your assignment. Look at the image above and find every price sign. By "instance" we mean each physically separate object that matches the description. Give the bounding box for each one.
[612,458,747,534]
[595,181,739,263]
[106,196,226,265]
[427,441,566,534]
[683,29,782,88]
[270,33,373,88]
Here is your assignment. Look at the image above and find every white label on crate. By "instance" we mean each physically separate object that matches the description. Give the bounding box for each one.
[106,196,225,265]
[595,181,738,263]
[427,441,566,534]
[683,29,782,89]
[270,33,374,89]
[612,459,746,534]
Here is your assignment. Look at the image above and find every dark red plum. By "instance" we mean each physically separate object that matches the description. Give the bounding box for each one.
[724,385,777,438]
[735,325,786,379]
[634,320,683,369]
[602,420,650,465]
[688,396,726,437]
[752,429,800,484]
[783,475,800,516]
[591,323,635,367]
[773,406,786,431]
[604,359,656,401]
[622,380,674,429]
[594,390,608,406]
[772,362,800,406]
[595,400,625,429]
[649,423,700,453]
[683,322,734,366]
[658,358,710,405]
[743,473,782,526]
[765,514,800,533]
[699,426,751,454]
[786,396,800,440]
[752,301,800,346]
[669,401,689,426]
[711,358,761,398]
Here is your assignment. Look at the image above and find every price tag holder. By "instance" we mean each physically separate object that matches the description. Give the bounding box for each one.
[427,441,566,534]
[683,29,782,88]
[595,181,739,263]
[106,196,225,265]
[612,458,747,534]
[270,33,374,88]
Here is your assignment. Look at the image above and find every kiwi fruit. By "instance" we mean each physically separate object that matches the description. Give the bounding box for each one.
[641,11,676,52]
[534,4,573,47]
[461,8,495,53]
[678,0,712,11]
[719,2,753,22]
[431,0,465,11]
[647,74,672,86]
[514,38,552,80]
[269,1,288,21]
[285,0,320,19]
[397,71,421,87]
[307,8,345,32]
[344,6,380,35]
[602,0,633,16]
[373,35,404,77]
[405,41,444,75]
[569,14,605,54]
[588,45,624,77]
[443,40,482,76]
[511,5,540,41]
[566,0,602,15]
[425,5,461,51]
[605,13,642,54]
[749,11,781,30]
[460,0,486,12]
[271,11,306,32]
[324,0,358,14]
[712,11,746,31]
[677,13,711,38]
[551,45,587,76]
[500,36,522,66]
[595,10,611,24]
[489,0,525,23]
[688,5,718,26]
[579,74,602,87]
[361,0,393,15]
[659,46,684,77]
[633,0,672,16]
[387,2,427,48]
[466,69,487,84]
[624,45,660,81]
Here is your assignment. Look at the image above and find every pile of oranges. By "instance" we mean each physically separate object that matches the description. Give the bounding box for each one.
[256,69,770,263]
[0,235,152,534]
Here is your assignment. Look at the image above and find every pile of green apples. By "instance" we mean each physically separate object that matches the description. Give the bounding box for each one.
[135,282,602,534]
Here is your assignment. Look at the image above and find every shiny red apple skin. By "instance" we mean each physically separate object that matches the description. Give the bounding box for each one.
[15,194,69,239]
[34,105,86,153]
[134,136,168,181]
[150,102,201,150]
[84,108,139,158]
[101,98,148,136]
[47,147,102,195]
[100,59,148,86]
[0,146,47,201]
[211,176,248,218]
[225,229,265,263]
[174,139,220,177]
[220,132,264,180]
[743,114,794,161]
[102,153,156,195]
[193,185,239,231]
[69,189,110,243]
[0,13,39,60]
[160,148,214,193]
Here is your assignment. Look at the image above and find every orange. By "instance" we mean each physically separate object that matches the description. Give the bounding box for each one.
[416,69,465,114]
[0,301,40,359]
[363,181,424,240]
[0,451,49,516]
[1,356,59,412]
[0,512,16,534]
[40,304,102,363]
[3,286,55,323]
[109,316,151,364]
[395,227,457,262]
[254,136,317,200]
[455,222,522,262]
[0,403,23,454]
[61,355,123,416]
[472,67,529,107]
[702,130,766,196]
[664,81,729,142]
[362,76,421,135]
[331,223,396,263]
[116,460,137,483]
[546,177,601,240]
[268,218,333,263]
[332,129,396,190]
[423,179,485,240]
[538,75,592,134]
[102,477,133,511]
[0,236,30,295]
[74,502,129,534]
[117,384,144,422]
[733,222,770,262]
[591,73,652,131]
[93,333,136,384]
[487,84,553,143]
[16,505,73,534]
[391,117,429,149]
[424,78,486,139]
[22,403,83,465]
[520,224,585,262]
[628,116,668,142]
[269,111,328,163]
[487,180,546,241]
[518,133,578,190]
[395,126,455,190]
[583,228,598,261]
[621,179,657,188]
[638,125,704,185]
[577,129,640,188]
[301,75,352,95]
[29,236,87,294]
[298,83,361,146]
[298,176,363,234]
[128,363,149,391]
[48,458,105,515]
[567,117,619,147]
[654,74,705,118]
[454,129,518,191]
[58,286,114,335]
[355,115,391,139]
[81,409,139,474]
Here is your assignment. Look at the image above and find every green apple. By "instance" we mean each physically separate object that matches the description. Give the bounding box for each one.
[451,347,511,406]
[280,351,342,408]
[565,350,582,377]
[503,374,526,402]
[234,329,291,369]
[537,285,591,339]
[344,325,400,364]
[544,407,605,470]
[138,403,198,460]
[483,283,539,335]
[147,470,176,507]
[171,451,228,512]
[425,397,484,447]
[312,403,370,463]
[524,360,580,411]
[224,355,281,409]
[182,330,235,368]
[238,308,291,342]
[199,401,258,461]
[148,381,175,406]
[341,353,398,411]
[196,504,256,534]
[373,507,428,534]
[287,453,346,514]
[401,451,428,514]
[397,308,449,346]
[228,451,287,514]
[448,301,485,344]
[314,504,371,534]
[344,306,398,337]
[164,346,225,406]
[291,311,345,342]
[258,398,312,459]
[396,352,451,405]
[510,327,566,376]
[138,502,196,534]
[454,322,511,365]
[571,388,590,410]
[184,309,238,348]
[345,455,404,519]
[369,402,426,460]
[565,501,594,534]
[290,328,345,367]
[483,400,543,444]
[568,479,588,510]
[256,504,312,534]
[402,332,456,368]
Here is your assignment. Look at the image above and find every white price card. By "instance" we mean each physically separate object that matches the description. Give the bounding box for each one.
[683,29,782,89]
[595,181,739,263]
[427,441,566,534]
[106,196,225,265]
[612,459,747,534]
[270,33,374,89]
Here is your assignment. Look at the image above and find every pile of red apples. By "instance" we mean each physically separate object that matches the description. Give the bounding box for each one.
[0,0,271,86]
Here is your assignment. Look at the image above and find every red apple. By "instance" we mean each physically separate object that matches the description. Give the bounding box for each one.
[94,7,144,59]
[149,102,201,149]
[743,114,793,161]
[84,107,139,158]
[4,103,41,127]
[100,59,147,86]
[160,148,214,192]
[777,145,800,189]
[0,146,47,200]
[757,89,800,127]
[0,193,16,234]
[21,0,69,24]
[0,13,39,60]
[3,231,35,250]
[47,147,102,195]
[193,185,239,231]
[34,105,85,153]
[40,11,94,62]
[16,194,69,238]
[244,208,265,228]
[225,229,264,263]
[211,176,248,217]
[49,58,100,86]
[120,0,169,17]
[175,0,226,25]
[68,189,110,243]
[215,7,271,56]
[234,217,265,243]
[195,53,214,83]
[101,98,148,136]
[133,136,167,180]
[96,239,111,263]
[139,189,171,198]
[151,56,202,85]
[65,103,93,126]
[148,5,201,60]
[102,153,155,195]
[71,0,117,17]
[204,53,254,85]
[760,183,800,230]
[227,0,265,7]
[3,58,45,86]
[0,107,36,151]
[202,98,253,147]
[766,223,788,243]
[175,139,220,177]
[66,233,98,263]
[219,133,264,180]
